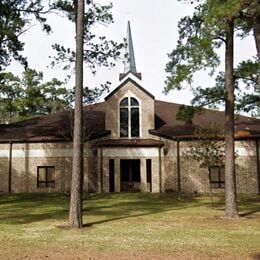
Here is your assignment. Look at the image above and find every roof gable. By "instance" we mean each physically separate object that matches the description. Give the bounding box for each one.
[105,76,154,101]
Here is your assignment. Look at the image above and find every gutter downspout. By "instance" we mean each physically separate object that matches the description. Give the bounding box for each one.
[256,139,260,194]
[8,141,13,193]
[177,139,181,200]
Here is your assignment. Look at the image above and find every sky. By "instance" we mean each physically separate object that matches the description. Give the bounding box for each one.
[9,0,256,106]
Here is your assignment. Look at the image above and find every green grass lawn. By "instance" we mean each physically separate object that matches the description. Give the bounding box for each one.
[0,193,259,259]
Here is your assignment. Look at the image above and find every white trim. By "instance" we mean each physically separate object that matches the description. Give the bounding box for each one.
[0,149,73,158]
[177,147,256,157]
[101,147,159,158]
[119,72,143,86]
[235,147,256,157]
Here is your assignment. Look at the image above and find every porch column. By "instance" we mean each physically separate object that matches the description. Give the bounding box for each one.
[114,158,121,192]
[103,159,109,192]
[140,158,147,192]
[97,147,101,192]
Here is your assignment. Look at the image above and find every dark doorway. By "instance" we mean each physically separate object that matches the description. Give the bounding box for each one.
[146,159,152,192]
[120,159,141,192]
[109,159,115,192]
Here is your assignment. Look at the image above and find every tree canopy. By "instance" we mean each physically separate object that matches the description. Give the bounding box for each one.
[51,0,124,75]
[0,0,53,71]
[165,0,259,117]
[0,69,109,123]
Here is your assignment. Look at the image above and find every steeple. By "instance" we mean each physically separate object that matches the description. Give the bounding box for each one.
[124,21,137,74]
[119,21,142,81]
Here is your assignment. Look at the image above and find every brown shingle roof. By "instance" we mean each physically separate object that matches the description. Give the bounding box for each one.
[0,99,259,143]
[153,100,260,140]
[0,103,110,142]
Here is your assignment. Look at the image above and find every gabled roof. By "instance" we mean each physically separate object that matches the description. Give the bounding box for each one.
[105,77,154,101]
[0,99,259,143]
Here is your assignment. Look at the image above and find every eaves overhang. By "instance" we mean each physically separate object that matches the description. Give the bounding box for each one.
[97,138,164,147]
[149,129,260,141]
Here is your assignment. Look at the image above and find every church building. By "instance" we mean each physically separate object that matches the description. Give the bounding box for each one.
[0,22,259,194]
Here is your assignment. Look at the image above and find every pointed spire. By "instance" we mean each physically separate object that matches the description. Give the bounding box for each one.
[119,21,141,81]
[124,21,137,74]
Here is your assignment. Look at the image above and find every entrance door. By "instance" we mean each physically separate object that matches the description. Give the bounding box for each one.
[120,159,141,192]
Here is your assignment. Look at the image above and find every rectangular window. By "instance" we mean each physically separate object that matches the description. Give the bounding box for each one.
[209,166,225,188]
[37,166,55,188]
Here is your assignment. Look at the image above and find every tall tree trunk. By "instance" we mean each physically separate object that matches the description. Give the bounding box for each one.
[252,0,260,60]
[252,0,260,88]
[69,0,85,228]
[224,19,239,219]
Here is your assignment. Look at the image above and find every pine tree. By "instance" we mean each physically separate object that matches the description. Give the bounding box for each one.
[165,0,258,218]
[69,0,85,228]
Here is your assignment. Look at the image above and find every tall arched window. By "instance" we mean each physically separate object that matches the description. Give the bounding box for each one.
[120,97,140,137]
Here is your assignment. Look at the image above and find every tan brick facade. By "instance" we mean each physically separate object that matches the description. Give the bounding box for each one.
[105,80,154,139]
[0,78,259,194]
[0,139,259,194]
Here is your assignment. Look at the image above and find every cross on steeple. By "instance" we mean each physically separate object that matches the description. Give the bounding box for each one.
[119,21,142,81]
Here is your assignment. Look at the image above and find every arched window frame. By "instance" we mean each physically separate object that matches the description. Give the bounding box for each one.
[119,95,141,138]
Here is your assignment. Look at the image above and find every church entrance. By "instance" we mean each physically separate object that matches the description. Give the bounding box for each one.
[120,159,141,192]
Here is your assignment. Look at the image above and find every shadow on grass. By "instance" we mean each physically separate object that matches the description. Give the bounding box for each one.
[0,193,69,224]
[237,194,260,218]
[213,194,260,218]
[0,192,207,226]
[239,208,260,218]
[82,193,211,227]
[0,193,259,226]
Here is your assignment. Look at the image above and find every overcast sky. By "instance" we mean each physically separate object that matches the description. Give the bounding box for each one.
[9,0,256,106]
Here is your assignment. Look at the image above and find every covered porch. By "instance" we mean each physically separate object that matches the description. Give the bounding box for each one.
[97,139,164,193]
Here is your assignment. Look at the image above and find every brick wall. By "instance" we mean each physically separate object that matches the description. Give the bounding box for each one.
[0,138,258,194]
[105,80,154,138]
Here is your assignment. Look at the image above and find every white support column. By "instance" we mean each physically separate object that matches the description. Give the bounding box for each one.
[115,158,121,192]
[103,159,109,192]
[140,158,147,192]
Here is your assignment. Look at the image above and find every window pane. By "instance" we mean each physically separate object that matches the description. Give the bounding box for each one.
[38,182,46,188]
[120,97,128,106]
[37,166,55,188]
[220,167,225,182]
[47,182,55,188]
[131,108,139,137]
[210,167,219,182]
[47,168,55,181]
[211,183,219,188]
[38,168,46,181]
[120,108,128,137]
[131,97,139,106]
